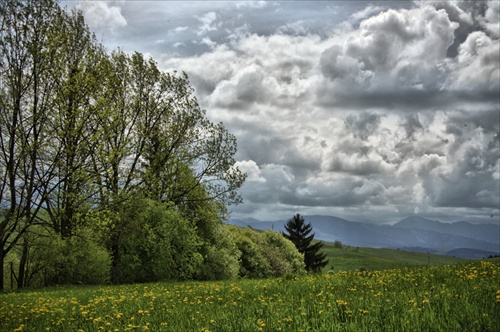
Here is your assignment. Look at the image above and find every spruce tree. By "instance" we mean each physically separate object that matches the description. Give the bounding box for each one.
[283,214,328,272]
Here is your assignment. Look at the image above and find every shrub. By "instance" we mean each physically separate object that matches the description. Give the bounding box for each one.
[228,226,305,278]
[112,199,203,283]
[26,226,111,286]
[230,227,272,278]
[196,223,240,280]
[262,230,305,277]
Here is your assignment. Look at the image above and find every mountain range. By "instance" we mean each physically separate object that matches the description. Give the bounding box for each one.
[229,215,500,259]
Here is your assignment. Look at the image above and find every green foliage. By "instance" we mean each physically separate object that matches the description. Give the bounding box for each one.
[230,227,272,278]
[261,230,305,276]
[229,226,305,278]
[283,214,329,272]
[1,262,498,331]
[0,0,247,289]
[26,226,111,287]
[111,199,203,284]
[196,223,240,280]
[333,240,343,248]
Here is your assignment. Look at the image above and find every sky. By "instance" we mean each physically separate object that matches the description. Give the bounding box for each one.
[61,0,500,225]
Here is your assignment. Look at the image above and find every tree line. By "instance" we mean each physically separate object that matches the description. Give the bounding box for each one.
[0,0,327,290]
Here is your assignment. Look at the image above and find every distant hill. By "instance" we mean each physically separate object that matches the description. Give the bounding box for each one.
[394,216,500,245]
[229,215,500,259]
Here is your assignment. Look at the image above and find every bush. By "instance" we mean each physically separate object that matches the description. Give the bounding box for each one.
[228,226,305,278]
[196,223,240,280]
[262,230,305,277]
[229,227,272,278]
[26,226,111,287]
[112,199,203,284]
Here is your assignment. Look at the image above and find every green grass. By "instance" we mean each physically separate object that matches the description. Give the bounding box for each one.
[1,260,499,331]
[321,243,466,272]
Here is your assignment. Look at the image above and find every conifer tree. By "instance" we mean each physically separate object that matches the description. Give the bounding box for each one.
[283,214,328,272]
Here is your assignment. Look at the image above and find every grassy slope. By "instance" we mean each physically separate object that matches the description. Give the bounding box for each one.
[320,242,467,272]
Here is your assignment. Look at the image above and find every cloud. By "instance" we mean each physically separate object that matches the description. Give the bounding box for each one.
[235,160,265,183]
[236,1,268,10]
[142,1,500,223]
[77,1,127,29]
[196,11,220,36]
[348,4,386,25]
[448,30,500,90]
[319,5,460,109]
[483,0,500,38]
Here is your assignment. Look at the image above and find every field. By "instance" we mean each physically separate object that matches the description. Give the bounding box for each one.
[1,260,499,331]
[321,244,466,272]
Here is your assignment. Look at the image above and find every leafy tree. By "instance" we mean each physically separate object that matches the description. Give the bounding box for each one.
[195,222,240,280]
[0,0,247,288]
[90,51,246,275]
[24,225,111,287]
[92,50,246,209]
[283,214,328,273]
[0,0,65,289]
[42,6,107,238]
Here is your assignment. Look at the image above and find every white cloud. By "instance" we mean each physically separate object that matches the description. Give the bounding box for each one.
[236,1,268,10]
[196,11,220,36]
[482,0,500,38]
[174,26,189,33]
[235,160,266,183]
[119,1,499,223]
[349,4,385,24]
[448,31,500,90]
[77,1,127,29]
[200,37,217,49]
[320,5,459,94]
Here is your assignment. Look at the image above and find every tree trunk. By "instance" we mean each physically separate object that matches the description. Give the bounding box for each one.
[17,238,29,289]
[0,248,4,291]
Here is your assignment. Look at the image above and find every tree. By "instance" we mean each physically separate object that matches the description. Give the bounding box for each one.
[0,0,65,290]
[0,0,247,288]
[283,214,328,272]
[42,7,107,238]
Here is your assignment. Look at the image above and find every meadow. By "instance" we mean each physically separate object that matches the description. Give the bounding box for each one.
[1,260,499,331]
[320,244,466,272]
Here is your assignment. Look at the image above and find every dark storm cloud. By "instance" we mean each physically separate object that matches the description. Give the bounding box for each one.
[344,113,382,141]
[433,153,500,209]
[317,89,499,112]
[401,114,423,140]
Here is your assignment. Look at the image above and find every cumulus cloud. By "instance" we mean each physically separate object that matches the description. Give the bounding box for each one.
[448,30,500,90]
[236,1,268,10]
[235,160,266,183]
[196,11,220,36]
[348,4,386,26]
[319,5,460,108]
[77,1,127,29]
[82,0,500,223]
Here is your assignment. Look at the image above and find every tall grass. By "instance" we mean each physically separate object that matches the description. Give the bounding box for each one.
[1,261,498,331]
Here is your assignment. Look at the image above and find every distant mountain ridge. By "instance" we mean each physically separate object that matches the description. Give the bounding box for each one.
[228,215,500,259]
